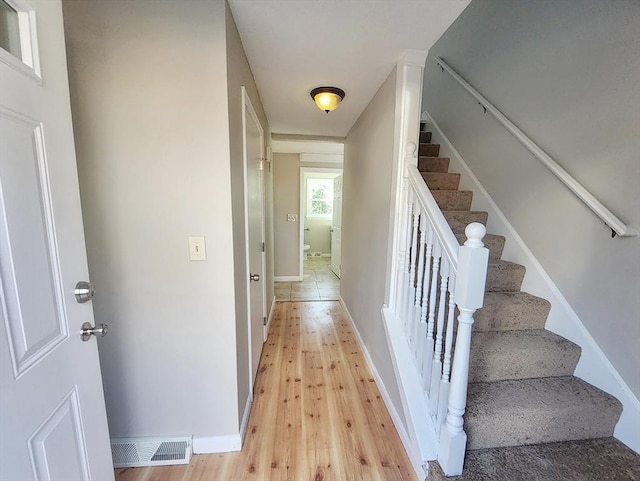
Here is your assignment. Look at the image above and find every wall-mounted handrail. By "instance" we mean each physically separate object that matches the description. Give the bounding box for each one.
[435,56,638,238]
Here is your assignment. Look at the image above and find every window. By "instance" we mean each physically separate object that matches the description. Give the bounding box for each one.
[306,178,333,219]
[0,0,21,60]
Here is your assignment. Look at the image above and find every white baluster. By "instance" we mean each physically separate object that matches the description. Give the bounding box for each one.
[416,224,433,385]
[437,274,456,434]
[394,179,410,320]
[400,194,415,335]
[422,240,441,391]
[412,211,427,360]
[438,223,488,476]
[429,258,450,415]
[405,202,420,342]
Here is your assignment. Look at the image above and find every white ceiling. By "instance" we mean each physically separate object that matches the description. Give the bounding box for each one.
[227,0,471,138]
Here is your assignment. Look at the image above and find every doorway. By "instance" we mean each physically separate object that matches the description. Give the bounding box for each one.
[273,167,342,302]
[242,87,266,394]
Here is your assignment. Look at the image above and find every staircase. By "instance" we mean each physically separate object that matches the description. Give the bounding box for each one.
[417,130,640,480]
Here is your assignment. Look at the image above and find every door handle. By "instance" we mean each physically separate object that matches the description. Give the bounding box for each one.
[250,273,260,282]
[80,322,108,341]
[74,281,95,303]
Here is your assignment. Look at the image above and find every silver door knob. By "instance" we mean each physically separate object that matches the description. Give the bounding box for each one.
[74,281,95,303]
[250,273,260,282]
[80,322,108,342]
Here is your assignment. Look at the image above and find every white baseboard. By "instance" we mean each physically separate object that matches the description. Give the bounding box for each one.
[193,434,241,454]
[422,110,640,453]
[265,295,276,337]
[239,392,252,446]
[274,275,302,282]
[339,297,428,481]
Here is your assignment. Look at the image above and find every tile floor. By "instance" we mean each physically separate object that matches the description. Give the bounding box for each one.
[275,257,340,301]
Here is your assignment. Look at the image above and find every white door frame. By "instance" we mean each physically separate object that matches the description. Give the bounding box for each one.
[299,167,342,279]
[241,87,266,399]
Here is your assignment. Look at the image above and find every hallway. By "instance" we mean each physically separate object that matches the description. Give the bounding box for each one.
[115,301,417,481]
[275,258,340,301]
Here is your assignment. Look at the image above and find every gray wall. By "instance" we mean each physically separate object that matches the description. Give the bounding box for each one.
[342,67,407,428]
[272,153,340,277]
[63,0,239,440]
[423,0,640,397]
[304,218,331,255]
[225,1,272,427]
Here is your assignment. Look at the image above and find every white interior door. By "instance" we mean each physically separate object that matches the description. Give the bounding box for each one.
[331,175,343,278]
[0,1,113,479]
[243,88,266,390]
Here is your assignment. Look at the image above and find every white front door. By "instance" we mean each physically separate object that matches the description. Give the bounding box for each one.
[0,1,113,479]
[331,175,343,278]
[242,88,266,390]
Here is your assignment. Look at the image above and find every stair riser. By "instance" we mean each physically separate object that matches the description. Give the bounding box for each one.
[465,378,623,450]
[420,131,432,143]
[469,331,581,382]
[443,211,488,237]
[432,190,473,211]
[474,292,550,331]
[418,157,449,173]
[419,143,440,156]
[423,172,461,190]
[486,263,525,292]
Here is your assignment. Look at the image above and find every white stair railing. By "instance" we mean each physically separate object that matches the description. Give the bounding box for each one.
[393,164,489,476]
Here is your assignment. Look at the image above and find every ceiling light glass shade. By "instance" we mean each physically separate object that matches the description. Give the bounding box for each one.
[310,87,345,113]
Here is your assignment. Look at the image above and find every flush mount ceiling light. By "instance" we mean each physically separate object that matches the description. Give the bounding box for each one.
[310,87,345,113]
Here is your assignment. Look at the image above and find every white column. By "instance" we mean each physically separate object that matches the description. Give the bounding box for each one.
[385,50,428,309]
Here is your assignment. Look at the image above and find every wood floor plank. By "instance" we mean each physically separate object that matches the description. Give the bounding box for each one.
[115,301,418,481]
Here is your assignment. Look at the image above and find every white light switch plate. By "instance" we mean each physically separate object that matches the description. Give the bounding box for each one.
[287,214,297,222]
[188,236,206,261]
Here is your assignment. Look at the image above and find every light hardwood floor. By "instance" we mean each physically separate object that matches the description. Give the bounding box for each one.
[115,301,418,481]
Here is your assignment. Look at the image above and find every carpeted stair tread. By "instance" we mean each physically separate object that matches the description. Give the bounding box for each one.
[419,143,440,156]
[423,172,461,190]
[469,330,581,382]
[444,210,488,231]
[455,232,505,259]
[428,437,640,481]
[418,156,450,173]
[420,131,432,143]
[475,292,550,331]
[432,189,473,211]
[465,376,623,450]
[486,259,526,292]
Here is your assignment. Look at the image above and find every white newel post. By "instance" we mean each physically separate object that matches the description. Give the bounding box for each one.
[386,50,427,312]
[438,223,489,476]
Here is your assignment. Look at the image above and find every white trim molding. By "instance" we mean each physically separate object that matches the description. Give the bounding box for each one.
[265,295,276,339]
[193,434,241,454]
[274,275,302,282]
[239,394,252,446]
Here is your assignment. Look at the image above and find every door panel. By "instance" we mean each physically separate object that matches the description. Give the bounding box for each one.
[0,112,67,376]
[28,388,90,480]
[0,1,113,479]
[331,175,343,278]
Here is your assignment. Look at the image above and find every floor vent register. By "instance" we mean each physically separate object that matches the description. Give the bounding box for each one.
[111,436,192,468]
